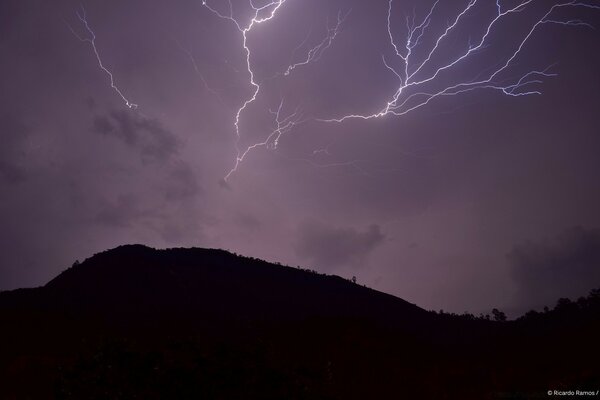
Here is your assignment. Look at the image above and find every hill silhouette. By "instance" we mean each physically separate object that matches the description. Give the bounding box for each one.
[0,245,598,399]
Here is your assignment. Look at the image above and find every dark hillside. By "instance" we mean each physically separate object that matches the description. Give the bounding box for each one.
[42,245,428,324]
[1,245,598,399]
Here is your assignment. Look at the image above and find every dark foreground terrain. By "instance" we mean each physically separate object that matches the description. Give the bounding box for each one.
[1,245,598,399]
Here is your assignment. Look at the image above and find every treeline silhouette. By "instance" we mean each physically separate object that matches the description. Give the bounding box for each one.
[432,289,600,323]
[0,245,598,399]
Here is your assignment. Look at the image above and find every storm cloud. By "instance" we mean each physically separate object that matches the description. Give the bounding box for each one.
[92,110,179,163]
[509,226,600,308]
[295,221,385,269]
[0,115,30,184]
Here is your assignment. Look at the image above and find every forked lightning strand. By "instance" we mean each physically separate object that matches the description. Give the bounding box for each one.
[321,0,599,123]
[66,6,138,109]
[67,1,597,178]
[203,0,287,180]
[225,99,305,180]
[284,10,350,76]
[203,0,345,180]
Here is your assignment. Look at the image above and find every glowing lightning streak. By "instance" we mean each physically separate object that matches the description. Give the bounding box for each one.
[226,99,305,179]
[320,0,599,123]
[203,0,346,180]
[66,6,138,109]
[202,0,287,180]
[284,9,350,76]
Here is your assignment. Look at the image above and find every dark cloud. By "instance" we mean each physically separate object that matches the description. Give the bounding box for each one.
[0,161,26,185]
[94,161,203,227]
[95,194,150,228]
[164,162,202,200]
[234,213,262,231]
[94,190,202,245]
[509,226,600,308]
[85,97,97,111]
[0,114,30,184]
[92,110,179,163]
[295,221,385,269]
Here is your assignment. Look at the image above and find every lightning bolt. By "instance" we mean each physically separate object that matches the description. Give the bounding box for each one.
[66,5,138,109]
[203,0,346,180]
[320,0,599,123]
[284,9,350,76]
[66,1,597,179]
[202,0,287,180]
[224,98,305,181]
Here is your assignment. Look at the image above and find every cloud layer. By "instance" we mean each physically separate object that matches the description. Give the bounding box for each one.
[295,221,385,269]
[509,226,600,308]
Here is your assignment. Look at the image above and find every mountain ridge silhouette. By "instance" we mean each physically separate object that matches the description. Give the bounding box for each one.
[1,244,598,399]
[38,244,429,324]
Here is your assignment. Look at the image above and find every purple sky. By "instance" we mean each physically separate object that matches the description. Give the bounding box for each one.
[1,0,600,316]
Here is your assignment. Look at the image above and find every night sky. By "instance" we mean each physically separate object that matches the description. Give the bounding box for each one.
[1,0,600,316]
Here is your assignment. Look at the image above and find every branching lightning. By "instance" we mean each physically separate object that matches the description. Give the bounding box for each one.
[284,9,350,76]
[66,5,138,109]
[320,0,599,123]
[202,0,346,180]
[226,98,305,180]
[202,0,287,180]
[65,1,598,179]
[203,0,597,180]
